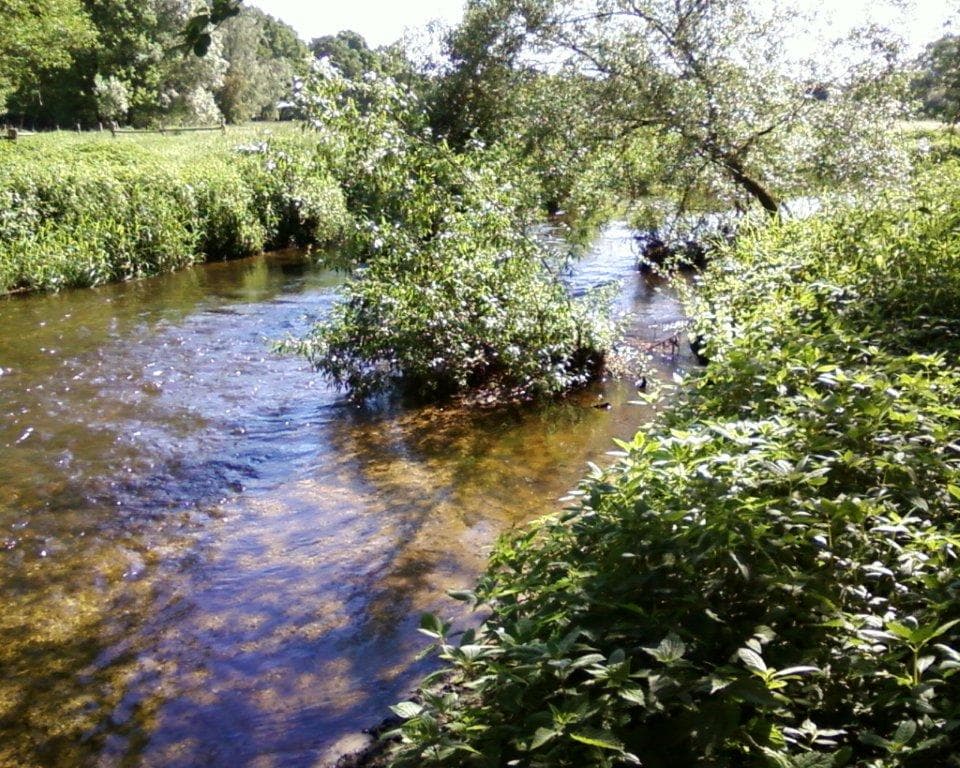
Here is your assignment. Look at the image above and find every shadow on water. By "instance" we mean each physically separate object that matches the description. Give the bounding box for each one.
[0,227,693,767]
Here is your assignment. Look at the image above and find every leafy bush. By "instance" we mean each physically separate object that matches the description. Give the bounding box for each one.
[383,161,960,766]
[287,63,617,401]
[0,128,348,294]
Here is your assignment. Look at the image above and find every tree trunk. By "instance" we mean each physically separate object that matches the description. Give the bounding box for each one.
[721,155,780,216]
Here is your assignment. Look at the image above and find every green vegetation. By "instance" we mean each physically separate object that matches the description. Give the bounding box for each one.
[287,63,617,401]
[0,0,96,108]
[2,0,960,764]
[913,34,960,124]
[2,1,308,127]
[0,128,347,292]
[382,152,960,765]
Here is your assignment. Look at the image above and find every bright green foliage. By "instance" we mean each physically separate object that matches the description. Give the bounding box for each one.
[0,129,347,293]
[287,62,617,401]
[384,159,960,764]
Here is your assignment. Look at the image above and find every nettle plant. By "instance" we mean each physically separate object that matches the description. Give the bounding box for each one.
[382,160,960,766]
[288,60,618,401]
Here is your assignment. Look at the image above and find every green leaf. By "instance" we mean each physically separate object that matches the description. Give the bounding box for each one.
[192,33,212,57]
[570,728,624,751]
[772,665,820,678]
[927,618,960,641]
[738,647,767,673]
[619,687,646,706]
[530,727,558,750]
[390,701,424,719]
[893,719,917,746]
[643,633,686,663]
[885,621,915,641]
[946,483,960,500]
[418,612,448,639]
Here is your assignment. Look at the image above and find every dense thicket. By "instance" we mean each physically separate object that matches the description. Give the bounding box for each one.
[286,63,618,401]
[382,147,960,766]
[0,129,347,292]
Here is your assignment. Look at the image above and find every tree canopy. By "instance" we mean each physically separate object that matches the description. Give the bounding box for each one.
[913,34,960,123]
[1,0,307,127]
[434,0,907,218]
[0,0,96,108]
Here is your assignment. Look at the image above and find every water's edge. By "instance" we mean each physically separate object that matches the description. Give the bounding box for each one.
[0,226,693,767]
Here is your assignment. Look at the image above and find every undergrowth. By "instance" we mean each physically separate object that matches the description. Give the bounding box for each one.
[381,157,960,766]
[0,128,348,294]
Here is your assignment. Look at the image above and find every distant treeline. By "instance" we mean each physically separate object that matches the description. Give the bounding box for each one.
[0,1,405,129]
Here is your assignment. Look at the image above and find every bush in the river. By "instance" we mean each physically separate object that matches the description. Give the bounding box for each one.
[382,159,960,766]
[287,62,617,401]
[0,128,348,294]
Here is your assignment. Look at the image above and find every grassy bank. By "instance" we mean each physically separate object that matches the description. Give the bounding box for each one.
[381,158,960,766]
[0,127,349,294]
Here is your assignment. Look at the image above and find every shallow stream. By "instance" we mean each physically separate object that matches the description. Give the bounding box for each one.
[0,224,693,767]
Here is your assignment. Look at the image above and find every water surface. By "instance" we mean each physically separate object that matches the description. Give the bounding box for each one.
[0,225,693,767]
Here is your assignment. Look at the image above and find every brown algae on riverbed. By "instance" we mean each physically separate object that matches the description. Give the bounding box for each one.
[0,229,692,766]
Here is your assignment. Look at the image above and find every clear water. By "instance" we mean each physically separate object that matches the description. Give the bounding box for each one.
[0,226,693,767]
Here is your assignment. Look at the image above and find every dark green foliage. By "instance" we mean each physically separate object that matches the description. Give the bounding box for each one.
[912,35,960,123]
[383,159,960,765]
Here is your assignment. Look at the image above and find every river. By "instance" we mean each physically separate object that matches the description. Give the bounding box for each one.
[0,224,693,767]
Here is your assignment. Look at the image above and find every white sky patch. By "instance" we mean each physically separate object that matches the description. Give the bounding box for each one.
[248,0,954,59]
[249,0,466,47]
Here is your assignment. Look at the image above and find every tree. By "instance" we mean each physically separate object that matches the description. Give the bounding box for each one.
[93,73,130,122]
[913,34,960,123]
[427,0,549,149]
[0,0,95,112]
[217,8,307,123]
[441,0,907,217]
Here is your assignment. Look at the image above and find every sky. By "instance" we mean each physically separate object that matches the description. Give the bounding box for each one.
[249,0,955,52]
[249,0,466,47]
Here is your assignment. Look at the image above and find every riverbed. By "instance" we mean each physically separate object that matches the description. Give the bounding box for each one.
[0,224,693,767]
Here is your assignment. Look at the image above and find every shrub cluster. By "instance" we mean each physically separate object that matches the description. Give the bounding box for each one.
[0,130,348,294]
[383,160,960,766]
[287,64,617,401]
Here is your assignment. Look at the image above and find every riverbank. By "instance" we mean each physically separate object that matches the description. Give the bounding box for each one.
[378,155,960,766]
[0,127,348,294]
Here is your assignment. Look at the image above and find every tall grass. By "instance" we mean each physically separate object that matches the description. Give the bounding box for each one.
[0,127,349,294]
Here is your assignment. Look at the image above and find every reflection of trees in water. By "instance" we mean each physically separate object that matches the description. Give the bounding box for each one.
[321,397,624,636]
[0,240,673,765]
